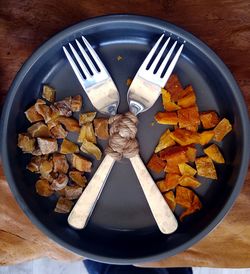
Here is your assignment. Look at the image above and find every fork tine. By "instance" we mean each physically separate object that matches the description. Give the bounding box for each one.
[139,34,165,71]
[69,43,91,78]
[149,37,171,73]
[81,36,106,72]
[63,46,87,87]
[75,39,98,74]
[157,41,178,77]
[160,44,184,86]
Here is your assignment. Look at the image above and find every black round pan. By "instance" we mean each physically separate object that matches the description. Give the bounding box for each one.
[0,15,249,264]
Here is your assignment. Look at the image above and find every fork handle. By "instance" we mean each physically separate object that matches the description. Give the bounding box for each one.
[68,154,115,229]
[129,154,178,234]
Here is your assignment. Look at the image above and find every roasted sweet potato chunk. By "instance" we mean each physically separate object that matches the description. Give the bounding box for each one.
[159,146,188,163]
[60,139,79,154]
[195,156,217,179]
[80,140,102,160]
[180,194,202,221]
[94,118,109,140]
[78,122,96,143]
[200,111,219,129]
[50,124,68,139]
[154,129,176,153]
[178,106,200,132]
[157,174,180,192]
[199,130,214,145]
[69,171,87,187]
[178,175,201,188]
[27,122,51,138]
[72,154,92,172]
[178,163,197,176]
[54,97,72,117]
[164,162,181,174]
[213,118,232,142]
[175,185,195,208]
[186,146,197,162]
[161,88,180,111]
[79,112,97,125]
[64,185,83,200]
[169,128,200,146]
[155,112,178,125]
[51,173,68,191]
[42,85,56,102]
[54,197,73,213]
[18,133,35,153]
[71,95,82,112]
[26,155,48,172]
[164,191,176,211]
[204,144,225,164]
[37,137,58,154]
[25,105,43,123]
[165,74,184,102]
[35,179,53,197]
[56,117,80,132]
[177,85,196,108]
[52,153,69,174]
[147,154,166,173]
[39,159,53,175]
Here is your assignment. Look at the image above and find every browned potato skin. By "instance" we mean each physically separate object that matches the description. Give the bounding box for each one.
[42,85,56,102]
[18,133,35,153]
[35,179,54,197]
[25,105,43,123]
[56,116,80,133]
[60,139,79,154]
[69,171,87,187]
[72,153,92,172]
[27,122,51,138]
[54,197,73,213]
[71,95,82,112]
[50,124,68,139]
[94,118,109,140]
[79,112,96,125]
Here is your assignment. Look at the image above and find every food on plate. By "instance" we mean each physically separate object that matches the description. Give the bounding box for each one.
[72,153,92,172]
[42,85,56,102]
[94,118,109,140]
[195,156,217,179]
[148,74,232,221]
[80,139,102,160]
[79,112,96,125]
[18,85,108,214]
[18,133,35,153]
[204,144,225,164]
[213,118,232,142]
[200,111,219,129]
[60,139,79,154]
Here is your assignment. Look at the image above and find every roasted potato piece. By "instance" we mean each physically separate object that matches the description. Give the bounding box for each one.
[186,146,197,162]
[204,144,225,164]
[200,111,219,129]
[175,185,195,208]
[37,137,58,154]
[50,124,68,139]
[54,197,73,213]
[64,185,83,200]
[25,105,43,123]
[147,154,166,173]
[199,130,214,145]
[178,163,197,176]
[56,116,80,133]
[35,179,53,197]
[164,191,176,211]
[39,159,53,175]
[155,112,178,125]
[195,156,217,179]
[60,139,79,154]
[35,101,53,123]
[80,140,102,160]
[157,174,181,192]
[42,84,56,102]
[27,122,51,138]
[54,97,72,117]
[164,161,181,174]
[18,133,35,153]
[32,148,42,156]
[178,106,200,132]
[71,95,82,112]
[213,118,232,142]
[178,175,201,188]
[78,122,96,143]
[180,194,202,221]
[52,153,69,174]
[94,118,109,140]
[159,146,188,163]
[69,171,87,187]
[26,155,48,172]
[79,112,97,125]
[72,153,92,172]
[177,85,196,108]
[161,89,180,111]
[154,129,176,153]
[51,173,68,191]
[169,128,200,146]
[165,74,184,102]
